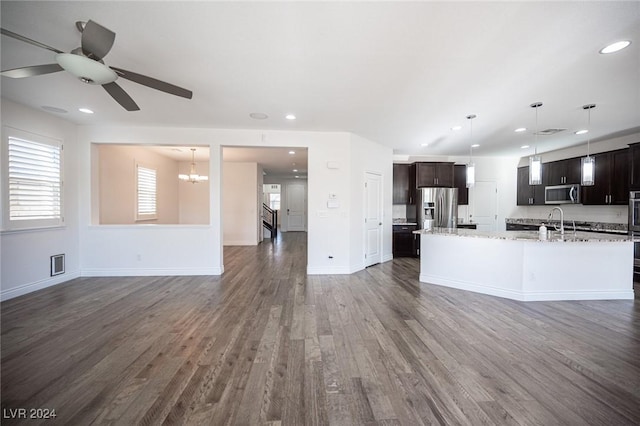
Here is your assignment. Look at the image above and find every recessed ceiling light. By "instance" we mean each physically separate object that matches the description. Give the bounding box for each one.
[451,125,462,131]
[515,127,527,133]
[249,112,268,120]
[294,175,300,178]
[521,145,530,149]
[471,144,480,148]
[575,129,589,135]
[421,143,429,147]
[599,40,631,54]
[42,106,68,114]
[285,114,296,120]
[293,169,298,172]
[79,108,94,114]
[289,150,295,155]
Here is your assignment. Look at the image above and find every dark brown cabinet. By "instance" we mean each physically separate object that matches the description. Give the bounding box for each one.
[544,157,582,185]
[416,162,454,187]
[393,224,419,257]
[629,142,640,189]
[517,166,545,205]
[392,164,417,204]
[454,164,468,205]
[393,164,409,204]
[581,149,629,205]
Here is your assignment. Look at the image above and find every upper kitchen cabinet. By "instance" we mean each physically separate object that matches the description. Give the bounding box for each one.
[516,166,545,205]
[629,142,640,189]
[454,164,469,205]
[393,163,417,204]
[393,164,409,204]
[581,148,629,205]
[544,157,582,185]
[416,162,454,187]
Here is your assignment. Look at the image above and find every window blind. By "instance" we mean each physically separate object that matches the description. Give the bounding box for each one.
[8,136,62,221]
[137,165,157,218]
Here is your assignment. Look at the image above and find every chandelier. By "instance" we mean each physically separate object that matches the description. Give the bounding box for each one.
[178,148,208,183]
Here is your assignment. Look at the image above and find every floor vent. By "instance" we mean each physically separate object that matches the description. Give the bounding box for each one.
[50,254,65,276]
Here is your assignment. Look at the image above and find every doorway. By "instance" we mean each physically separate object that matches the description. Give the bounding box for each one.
[286,183,306,231]
[364,172,383,267]
[470,180,498,231]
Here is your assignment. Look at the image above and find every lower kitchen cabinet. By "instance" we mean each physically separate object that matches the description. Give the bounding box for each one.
[393,224,419,257]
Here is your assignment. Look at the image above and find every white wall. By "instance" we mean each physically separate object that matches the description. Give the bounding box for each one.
[1,102,397,297]
[98,144,179,224]
[222,161,259,245]
[1,100,80,300]
[178,160,210,224]
[77,126,374,277]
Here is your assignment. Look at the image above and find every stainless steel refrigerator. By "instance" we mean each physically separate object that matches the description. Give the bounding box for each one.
[417,188,458,230]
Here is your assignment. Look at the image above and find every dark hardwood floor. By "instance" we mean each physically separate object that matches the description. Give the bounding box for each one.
[2,232,639,425]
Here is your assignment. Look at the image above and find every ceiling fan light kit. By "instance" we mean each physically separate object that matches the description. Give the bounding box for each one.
[1,19,192,111]
[55,53,117,85]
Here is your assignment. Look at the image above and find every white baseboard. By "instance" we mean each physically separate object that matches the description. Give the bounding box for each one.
[81,267,224,277]
[307,265,353,275]
[420,274,635,301]
[1,270,81,301]
[382,253,393,263]
[223,240,258,246]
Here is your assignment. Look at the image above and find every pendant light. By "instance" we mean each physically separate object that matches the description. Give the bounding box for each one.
[178,148,208,183]
[581,104,596,186]
[466,114,476,188]
[528,102,543,185]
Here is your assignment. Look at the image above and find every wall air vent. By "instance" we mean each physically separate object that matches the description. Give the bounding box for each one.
[535,128,567,136]
[51,254,65,276]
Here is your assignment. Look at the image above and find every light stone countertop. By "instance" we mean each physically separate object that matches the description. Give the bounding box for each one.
[413,227,635,243]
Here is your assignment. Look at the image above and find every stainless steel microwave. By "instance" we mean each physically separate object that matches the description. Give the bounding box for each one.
[545,184,580,204]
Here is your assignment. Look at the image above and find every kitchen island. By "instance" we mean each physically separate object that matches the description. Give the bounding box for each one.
[414,228,635,301]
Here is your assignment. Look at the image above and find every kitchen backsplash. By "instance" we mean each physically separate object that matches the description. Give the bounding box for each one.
[512,204,627,224]
[393,204,413,219]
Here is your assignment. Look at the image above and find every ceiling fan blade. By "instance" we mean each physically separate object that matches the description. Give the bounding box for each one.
[1,63,63,78]
[81,20,115,60]
[1,28,64,54]
[103,82,140,111]
[110,66,193,99]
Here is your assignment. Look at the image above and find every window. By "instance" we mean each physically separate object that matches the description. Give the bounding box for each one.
[269,193,280,211]
[4,129,63,230]
[136,165,157,220]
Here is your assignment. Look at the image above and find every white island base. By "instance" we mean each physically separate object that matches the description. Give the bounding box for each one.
[418,231,634,301]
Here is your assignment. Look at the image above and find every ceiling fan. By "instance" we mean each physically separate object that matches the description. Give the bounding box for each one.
[0,20,193,111]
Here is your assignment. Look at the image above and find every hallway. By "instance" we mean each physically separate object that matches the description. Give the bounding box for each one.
[1,232,639,424]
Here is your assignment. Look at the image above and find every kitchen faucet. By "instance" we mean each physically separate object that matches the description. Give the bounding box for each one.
[548,207,564,236]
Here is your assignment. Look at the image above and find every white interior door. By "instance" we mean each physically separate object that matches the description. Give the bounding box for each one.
[470,180,498,231]
[286,183,306,231]
[364,172,382,267]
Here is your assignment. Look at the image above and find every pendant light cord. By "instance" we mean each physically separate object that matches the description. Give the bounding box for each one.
[582,104,596,157]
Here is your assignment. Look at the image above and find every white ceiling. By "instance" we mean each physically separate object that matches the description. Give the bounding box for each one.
[1,1,639,158]
[224,146,308,178]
